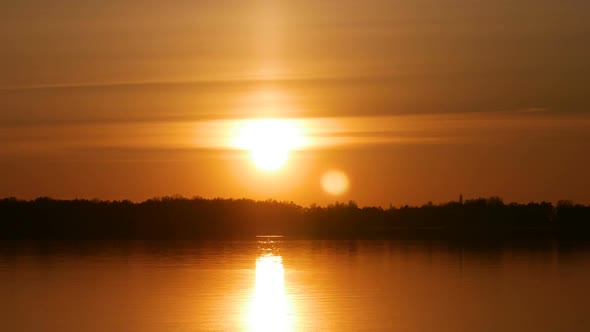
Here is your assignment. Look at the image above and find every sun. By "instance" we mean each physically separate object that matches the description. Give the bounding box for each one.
[234,119,304,171]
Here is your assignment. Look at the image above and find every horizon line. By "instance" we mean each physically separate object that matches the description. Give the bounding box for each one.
[0,195,581,209]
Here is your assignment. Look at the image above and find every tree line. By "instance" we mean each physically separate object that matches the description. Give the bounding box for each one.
[0,196,589,240]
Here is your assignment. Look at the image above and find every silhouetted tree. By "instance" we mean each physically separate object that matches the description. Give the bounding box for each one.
[0,196,588,240]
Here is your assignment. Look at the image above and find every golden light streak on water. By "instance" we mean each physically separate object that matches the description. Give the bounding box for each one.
[247,253,294,332]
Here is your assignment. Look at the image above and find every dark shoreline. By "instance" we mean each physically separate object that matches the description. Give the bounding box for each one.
[1,196,589,241]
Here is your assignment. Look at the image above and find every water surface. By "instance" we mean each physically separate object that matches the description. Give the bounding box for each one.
[1,239,590,331]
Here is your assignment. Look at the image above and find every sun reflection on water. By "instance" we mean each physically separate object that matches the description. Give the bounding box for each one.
[248,248,294,332]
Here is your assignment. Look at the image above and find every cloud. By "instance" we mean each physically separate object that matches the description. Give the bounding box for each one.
[509,107,548,114]
[3,110,589,162]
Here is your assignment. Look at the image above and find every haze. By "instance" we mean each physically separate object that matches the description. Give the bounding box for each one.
[1,0,589,206]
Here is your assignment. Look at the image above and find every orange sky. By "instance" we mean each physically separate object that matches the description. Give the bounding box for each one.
[1,0,590,206]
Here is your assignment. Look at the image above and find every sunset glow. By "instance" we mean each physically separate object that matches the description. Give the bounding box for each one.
[3,1,590,332]
[1,0,590,206]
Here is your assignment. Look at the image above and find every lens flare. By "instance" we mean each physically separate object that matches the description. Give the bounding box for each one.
[321,170,350,195]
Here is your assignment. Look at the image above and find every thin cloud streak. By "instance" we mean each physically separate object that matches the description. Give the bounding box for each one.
[0,74,399,92]
[2,111,589,162]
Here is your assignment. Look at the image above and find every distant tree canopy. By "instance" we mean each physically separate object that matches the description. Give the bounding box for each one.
[0,196,589,240]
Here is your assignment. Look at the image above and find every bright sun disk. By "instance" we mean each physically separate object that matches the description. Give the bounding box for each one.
[234,119,304,171]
